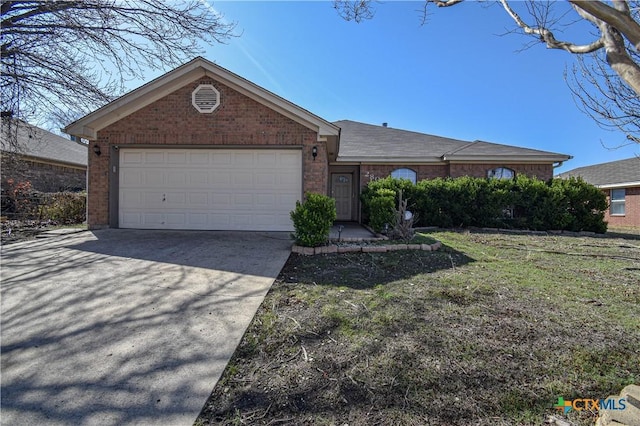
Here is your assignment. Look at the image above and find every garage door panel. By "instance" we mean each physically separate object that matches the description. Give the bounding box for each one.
[167,152,187,164]
[121,170,142,185]
[144,152,165,163]
[119,148,301,231]
[231,172,252,187]
[167,172,186,186]
[211,171,231,185]
[255,172,276,186]
[122,151,143,164]
[188,193,209,205]
[233,153,254,166]
[188,171,208,186]
[144,170,164,185]
[212,152,232,165]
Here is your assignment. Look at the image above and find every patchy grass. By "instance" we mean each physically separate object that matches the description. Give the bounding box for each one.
[377,232,438,245]
[197,230,640,426]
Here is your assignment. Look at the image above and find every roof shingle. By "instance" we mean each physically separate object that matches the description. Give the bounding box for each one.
[1,120,87,168]
[333,120,570,163]
[556,157,640,187]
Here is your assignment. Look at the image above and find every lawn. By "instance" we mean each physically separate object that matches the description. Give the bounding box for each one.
[196,230,640,426]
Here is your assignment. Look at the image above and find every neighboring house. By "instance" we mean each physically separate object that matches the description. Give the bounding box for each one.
[1,119,87,192]
[64,57,571,231]
[557,157,640,227]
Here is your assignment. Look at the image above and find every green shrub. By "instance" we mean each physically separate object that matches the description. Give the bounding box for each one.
[367,188,396,233]
[551,177,608,233]
[290,193,336,247]
[41,192,86,224]
[361,174,608,233]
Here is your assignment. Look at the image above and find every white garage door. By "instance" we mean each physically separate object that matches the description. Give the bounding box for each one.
[119,148,302,231]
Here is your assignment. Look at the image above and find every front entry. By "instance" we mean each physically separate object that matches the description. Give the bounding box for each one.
[331,173,353,221]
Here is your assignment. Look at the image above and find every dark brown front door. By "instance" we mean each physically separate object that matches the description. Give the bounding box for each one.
[332,173,352,221]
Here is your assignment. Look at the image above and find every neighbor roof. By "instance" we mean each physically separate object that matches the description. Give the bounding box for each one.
[556,157,640,188]
[334,120,571,163]
[1,119,87,168]
[64,57,339,140]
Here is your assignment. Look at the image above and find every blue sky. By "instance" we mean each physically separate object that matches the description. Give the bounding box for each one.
[145,1,638,173]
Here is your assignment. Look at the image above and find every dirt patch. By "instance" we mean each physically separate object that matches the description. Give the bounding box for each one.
[196,231,640,425]
[1,220,81,245]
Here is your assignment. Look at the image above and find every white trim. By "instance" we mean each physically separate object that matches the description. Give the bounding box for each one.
[443,155,571,162]
[64,57,339,140]
[597,182,640,189]
[336,156,444,163]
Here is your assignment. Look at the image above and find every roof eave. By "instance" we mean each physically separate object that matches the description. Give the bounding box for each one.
[336,156,444,163]
[443,154,572,163]
[597,181,640,189]
[64,58,339,140]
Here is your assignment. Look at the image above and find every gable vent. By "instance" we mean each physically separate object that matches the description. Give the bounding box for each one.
[192,84,220,113]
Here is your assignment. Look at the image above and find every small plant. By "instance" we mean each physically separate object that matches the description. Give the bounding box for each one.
[41,192,86,224]
[290,193,336,247]
[1,179,38,218]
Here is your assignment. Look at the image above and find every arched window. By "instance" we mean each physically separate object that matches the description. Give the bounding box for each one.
[391,168,417,184]
[487,167,515,180]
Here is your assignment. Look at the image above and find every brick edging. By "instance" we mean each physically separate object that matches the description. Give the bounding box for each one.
[292,241,442,256]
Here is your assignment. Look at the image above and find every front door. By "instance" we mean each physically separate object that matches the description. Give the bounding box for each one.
[332,173,352,221]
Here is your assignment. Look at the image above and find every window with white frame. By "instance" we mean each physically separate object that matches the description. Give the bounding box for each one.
[487,167,515,179]
[610,189,626,215]
[391,168,417,184]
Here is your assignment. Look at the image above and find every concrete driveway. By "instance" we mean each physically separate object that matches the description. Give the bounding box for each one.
[1,229,292,425]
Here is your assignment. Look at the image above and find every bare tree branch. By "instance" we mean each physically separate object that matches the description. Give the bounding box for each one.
[570,0,640,50]
[333,0,640,143]
[499,0,605,53]
[1,0,236,137]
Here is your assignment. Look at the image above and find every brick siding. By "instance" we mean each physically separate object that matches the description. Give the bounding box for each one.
[1,155,86,192]
[88,78,325,228]
[360,162,553,188]
[604,186,640,228]
[448,163,553,180]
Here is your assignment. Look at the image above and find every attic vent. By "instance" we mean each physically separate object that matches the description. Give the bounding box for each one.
[192,84,220,113]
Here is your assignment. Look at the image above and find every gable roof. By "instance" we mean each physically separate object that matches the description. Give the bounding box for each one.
[64,57,339,140]
[1,119,87,168]
[556,157,640,188]
[333,120,571,163]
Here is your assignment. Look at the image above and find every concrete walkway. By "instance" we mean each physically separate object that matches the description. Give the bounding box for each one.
[1,229,292,426]
[329,222,376,240]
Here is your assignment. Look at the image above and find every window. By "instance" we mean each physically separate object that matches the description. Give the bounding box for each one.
[390,168,417,184]
[487,167,515,179]
[610,189,626,216]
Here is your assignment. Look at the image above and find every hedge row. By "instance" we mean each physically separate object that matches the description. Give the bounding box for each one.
[361,175,608,233]
[1,180,86,223]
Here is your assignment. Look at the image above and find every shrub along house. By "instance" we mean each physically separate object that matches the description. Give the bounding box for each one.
[557,157,640,228]
[64,57,571,231]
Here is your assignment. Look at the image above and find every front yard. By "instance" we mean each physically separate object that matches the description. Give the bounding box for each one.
[197,230,639,425]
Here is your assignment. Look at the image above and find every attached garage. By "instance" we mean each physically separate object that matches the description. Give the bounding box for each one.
[63,57,340,231]
[118,148,302,231]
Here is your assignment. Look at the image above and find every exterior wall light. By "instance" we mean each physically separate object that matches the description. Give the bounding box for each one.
[93,144,101,156]
[312,146,318,160]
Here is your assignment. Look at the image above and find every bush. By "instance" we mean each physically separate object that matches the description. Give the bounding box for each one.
[361,175,608,233]
[1,179,37,218]
[552,177,608,233]
[367,188,396,233]
[290,193,336,247]
[41,192,86,224]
